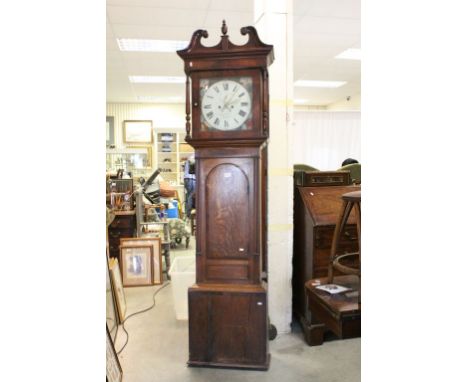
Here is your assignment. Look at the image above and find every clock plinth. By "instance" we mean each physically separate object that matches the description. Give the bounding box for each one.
[178,22,274,370]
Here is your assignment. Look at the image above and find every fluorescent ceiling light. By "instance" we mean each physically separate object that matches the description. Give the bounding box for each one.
[294,99,309,104]
[117,38,188,52]
[294,80,346,88]
[335,48,361,60]
[129,76,185,84]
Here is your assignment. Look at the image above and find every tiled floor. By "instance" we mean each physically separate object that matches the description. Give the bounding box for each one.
[113,239,360,382]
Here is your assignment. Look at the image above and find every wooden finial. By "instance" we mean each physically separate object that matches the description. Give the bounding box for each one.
[221,20,227,36]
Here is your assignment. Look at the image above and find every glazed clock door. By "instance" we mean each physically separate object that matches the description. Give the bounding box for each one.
[191,69,263,140]
[198,156,259,285]
[200,77,253,131]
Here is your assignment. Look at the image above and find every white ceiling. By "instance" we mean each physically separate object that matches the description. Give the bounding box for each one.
[106,0,360,106]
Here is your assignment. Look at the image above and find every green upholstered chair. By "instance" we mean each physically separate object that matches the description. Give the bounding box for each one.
[293,163,319,172]
[337,163,361,184]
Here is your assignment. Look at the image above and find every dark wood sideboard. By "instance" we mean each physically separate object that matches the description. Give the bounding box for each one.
[293,185,360,345]
[107,210,136,259]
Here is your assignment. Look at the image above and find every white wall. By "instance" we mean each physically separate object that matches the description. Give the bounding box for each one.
[106,103,185,151]
[327,93,361,111]
[293,111,361,170]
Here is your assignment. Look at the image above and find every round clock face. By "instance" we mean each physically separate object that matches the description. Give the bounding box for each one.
[201,79,252,131]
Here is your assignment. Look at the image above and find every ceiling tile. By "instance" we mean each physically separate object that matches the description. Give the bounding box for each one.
[107,5,207,27]
[299,0,360,20]
[204,11,253,28]
[111,24,195,40]
[106,0,360,105]
[296,16,360,36]
[209,0,253,12]
[107,0,211,9]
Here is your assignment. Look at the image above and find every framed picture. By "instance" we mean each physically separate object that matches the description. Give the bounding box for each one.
[106,325,123,382]
[120,245,153,287]
[121,237,163,285]
[109,258,127,322]
[123,120,153,144]
[126,145,153,168]
[106,256,119,337]
[106,116,115,147]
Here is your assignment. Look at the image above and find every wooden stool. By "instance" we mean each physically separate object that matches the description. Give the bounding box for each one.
[328,190,361,284]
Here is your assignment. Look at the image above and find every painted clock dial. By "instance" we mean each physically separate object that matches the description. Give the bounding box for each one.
[200,77,252,131]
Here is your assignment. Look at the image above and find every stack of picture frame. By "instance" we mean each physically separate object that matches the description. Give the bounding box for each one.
[119,237,163,287]
[105,237,163,382]
[106,325,123,382]
[108,257,127,323]
[106,253,123,382]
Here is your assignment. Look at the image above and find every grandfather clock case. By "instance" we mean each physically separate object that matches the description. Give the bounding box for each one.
[177,22,274,370]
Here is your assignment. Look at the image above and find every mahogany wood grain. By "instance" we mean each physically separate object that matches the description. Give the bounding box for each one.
[188,285,269,370]
[107,211,136,259]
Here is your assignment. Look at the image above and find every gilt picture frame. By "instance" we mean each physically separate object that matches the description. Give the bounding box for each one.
[123,120,153,144]
[106,325,123,382]
[120,237,163,285]
[109,257,127,322]
[120,244,153,287]
[126,145,153,168]
[106,256,120,337]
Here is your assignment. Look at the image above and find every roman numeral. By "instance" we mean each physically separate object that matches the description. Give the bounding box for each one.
[234,118,239,124]
[241,102,249,107]
[224,120,229,128]
[233,85,238,92]
[214,86,220,93]
[214,117,220,125]
[207,95,213,99]
[238,92,245,98]
[238,110,246,117]
[204,104,212,109]
[207,111,213,119]
[223,83,229,91]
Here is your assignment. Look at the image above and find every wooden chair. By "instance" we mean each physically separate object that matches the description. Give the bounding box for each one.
[190,209,196,236]
[293,163,319,171]
[304,190,361,345]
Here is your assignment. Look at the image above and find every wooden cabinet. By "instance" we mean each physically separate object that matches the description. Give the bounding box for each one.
[107,211,136,259]
[188,284,268,369]
[292,185,360,345]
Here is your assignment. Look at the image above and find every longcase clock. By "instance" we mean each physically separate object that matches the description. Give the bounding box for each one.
[177,21,274,370]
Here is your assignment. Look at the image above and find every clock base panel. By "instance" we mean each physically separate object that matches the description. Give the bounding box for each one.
[188,285,269,370]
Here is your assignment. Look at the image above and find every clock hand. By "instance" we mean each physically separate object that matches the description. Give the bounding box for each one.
[221,95,227,110]
[226,87,238,106]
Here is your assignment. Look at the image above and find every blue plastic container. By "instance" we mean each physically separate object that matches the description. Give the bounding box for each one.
[167,201,179,218]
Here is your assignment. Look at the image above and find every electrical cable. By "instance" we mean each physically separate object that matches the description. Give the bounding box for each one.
[116,281,171,355]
